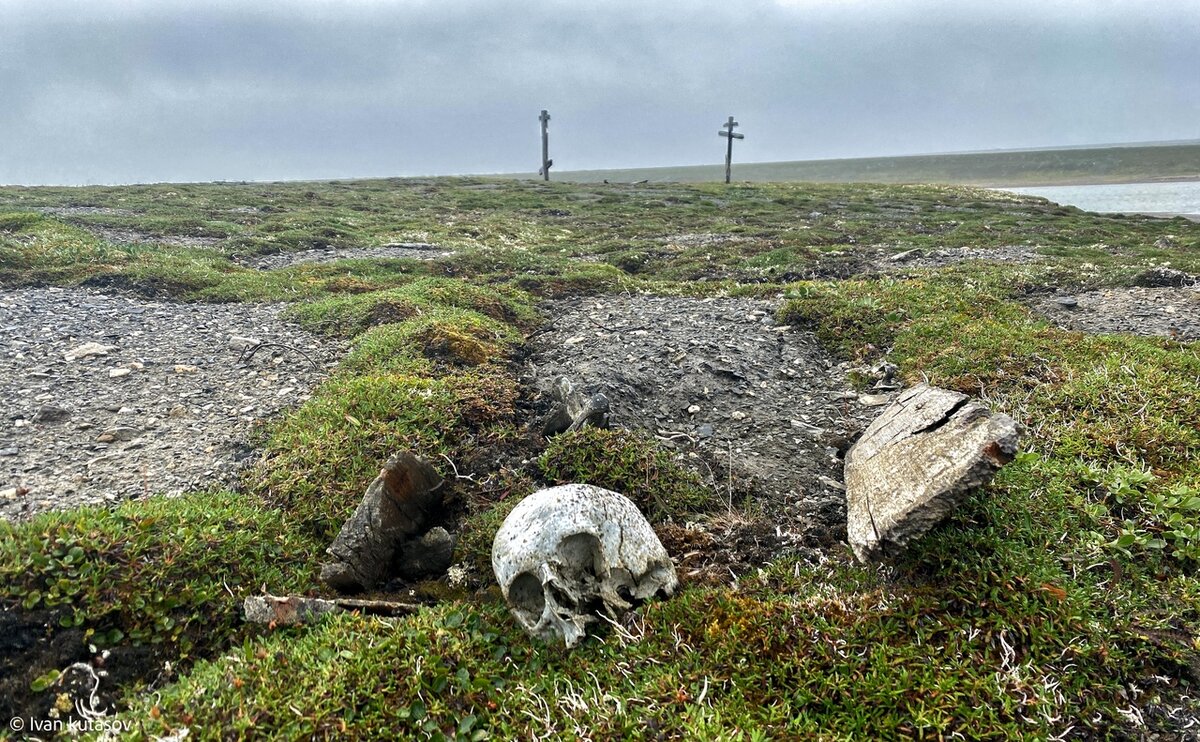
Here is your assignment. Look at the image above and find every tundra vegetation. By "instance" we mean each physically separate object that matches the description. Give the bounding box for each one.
[1,177,1199,739]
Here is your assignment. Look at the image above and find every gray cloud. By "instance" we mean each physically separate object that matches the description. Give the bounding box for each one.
[1,0,1196,184]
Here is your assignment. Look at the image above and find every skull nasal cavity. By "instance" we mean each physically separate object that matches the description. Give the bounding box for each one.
[508,571,545,623]
[556,532,603,578]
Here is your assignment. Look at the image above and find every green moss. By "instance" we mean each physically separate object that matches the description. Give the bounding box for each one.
[118,559,1175,740]
[337,308,519,377]
[249,374,458,538]
[0,491,320,655]
[537,428,713,519]
[0,211,45,232]
[454,493,525,578]
[510,262,634,297]
[286,277,537,337]
[778,267,1200,570]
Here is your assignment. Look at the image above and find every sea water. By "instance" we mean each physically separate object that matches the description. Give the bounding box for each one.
[1001,181,1200,219]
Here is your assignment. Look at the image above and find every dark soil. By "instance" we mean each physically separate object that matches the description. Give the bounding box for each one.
[0,606,176,729]
[526,294,883,567]
[875,244,1049,269]
[0,608,153,725]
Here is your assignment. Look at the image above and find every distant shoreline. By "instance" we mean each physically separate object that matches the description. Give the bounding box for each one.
[1136,212,1200,222]
[544,142,1200,189]
[986,175,1200,189]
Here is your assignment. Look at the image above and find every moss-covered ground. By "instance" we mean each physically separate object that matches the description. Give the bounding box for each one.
[1,178,1199,739]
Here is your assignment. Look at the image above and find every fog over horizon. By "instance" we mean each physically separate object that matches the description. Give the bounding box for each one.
[1,0,1197,186]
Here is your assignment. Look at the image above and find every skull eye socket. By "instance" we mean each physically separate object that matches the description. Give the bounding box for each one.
[508,571,545,625]
[555,532,603,579]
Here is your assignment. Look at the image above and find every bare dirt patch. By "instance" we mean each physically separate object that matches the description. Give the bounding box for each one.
[236,243,455,269]
[526,294,884,569]
[0,288,344,521]
[660,232,761,249]
[31,207,139,218]
[27,208,225,249]
[1031,287,1200,340]
[86,227,225,249]
[87,225,225,248]
[877,244,1048,269]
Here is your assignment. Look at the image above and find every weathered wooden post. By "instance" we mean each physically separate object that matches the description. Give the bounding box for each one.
[539,110,553,181]
[718,116,744,184]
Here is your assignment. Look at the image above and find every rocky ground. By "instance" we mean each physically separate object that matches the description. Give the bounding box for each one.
[88,228,224,249]
[1033,286,1200,340]
[878,244,1048,269]
[29,207,225,249]
[526,295,884,565]
[0,288,344,520]
[234,244,455,269]
[795,244,1057,280]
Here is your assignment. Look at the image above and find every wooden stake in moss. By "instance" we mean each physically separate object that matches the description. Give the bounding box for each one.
[320,452,445,593]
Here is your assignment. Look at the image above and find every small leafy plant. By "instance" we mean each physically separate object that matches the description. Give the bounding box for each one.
[1085,464,1200,562]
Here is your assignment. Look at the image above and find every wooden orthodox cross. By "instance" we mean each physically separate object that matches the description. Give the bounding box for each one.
[539,110,553,181]
[718,116,744,184]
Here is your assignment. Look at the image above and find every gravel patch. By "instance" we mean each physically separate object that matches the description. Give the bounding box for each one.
[567,240,1063,278]
[30,206,139,217]
[238,244,454,270]
[87,227,225,249]
[527,294,883,549]
[23,207,225,249]
[879,244,1048,269]
[1032,287,1200,340]
[0,288,345,521]
[660,233,760,249]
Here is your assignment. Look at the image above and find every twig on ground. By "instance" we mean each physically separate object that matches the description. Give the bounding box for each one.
[439,453,478,482]
[655,429,697,443]
[585,315,647,333]
[239,341,322,371]
[727,444,734,512]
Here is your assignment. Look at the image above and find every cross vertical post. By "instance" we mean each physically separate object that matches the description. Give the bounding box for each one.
[539,110,552,181]
[717,115,744,184]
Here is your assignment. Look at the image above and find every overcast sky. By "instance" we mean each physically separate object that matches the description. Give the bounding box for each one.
[1,0,1197,185]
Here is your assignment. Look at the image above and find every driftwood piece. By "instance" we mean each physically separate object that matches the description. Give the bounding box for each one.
[396,526,456,580]
[542,376,610,436]
[844,384,1019,562]
[319,452,444,593]
[244,594,422,625]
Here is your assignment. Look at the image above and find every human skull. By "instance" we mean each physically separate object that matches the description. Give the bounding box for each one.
[491,484,678,647]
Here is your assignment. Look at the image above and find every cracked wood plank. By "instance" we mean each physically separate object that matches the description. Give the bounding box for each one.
[844,384,1020,562]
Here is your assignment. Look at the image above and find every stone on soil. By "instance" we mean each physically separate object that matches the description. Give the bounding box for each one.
[0,288,341,521]
[64,342,116,361]
[527,295,878,548]
[395,526,456,580]
[844,383,1020,562]
[541,376,610,436]
[32,404,70,423]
